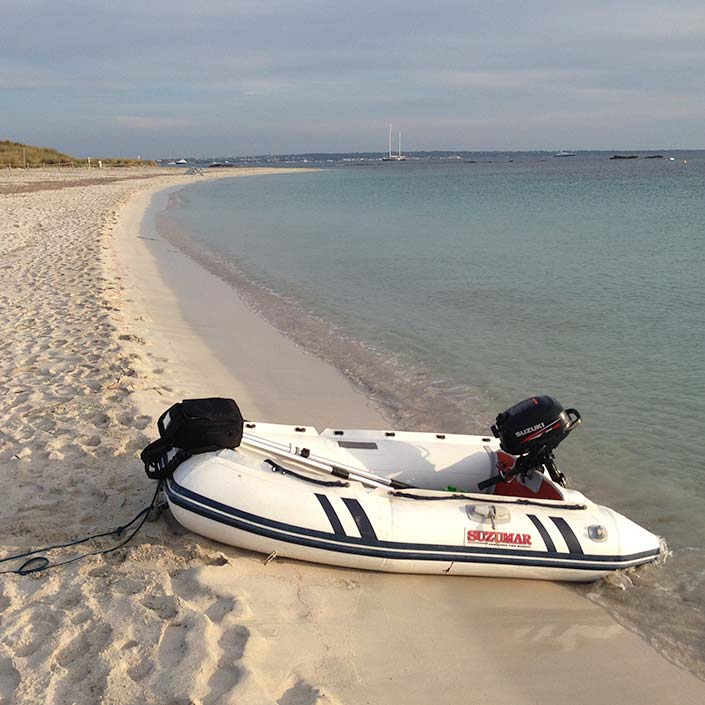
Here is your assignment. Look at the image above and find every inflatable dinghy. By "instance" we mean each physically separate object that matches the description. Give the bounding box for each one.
[142,396,662,582]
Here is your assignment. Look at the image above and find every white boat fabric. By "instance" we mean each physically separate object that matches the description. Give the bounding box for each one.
[165,424,662,582]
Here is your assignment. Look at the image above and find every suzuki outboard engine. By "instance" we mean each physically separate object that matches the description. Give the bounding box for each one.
[479,395,581,490]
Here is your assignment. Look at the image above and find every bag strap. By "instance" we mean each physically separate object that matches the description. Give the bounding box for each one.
[140,438,193,480]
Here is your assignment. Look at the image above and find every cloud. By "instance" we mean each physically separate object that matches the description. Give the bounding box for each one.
[2,1,705,153]
[114,116,193,130]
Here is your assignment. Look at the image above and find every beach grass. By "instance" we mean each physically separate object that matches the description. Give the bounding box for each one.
[0,140,156,168]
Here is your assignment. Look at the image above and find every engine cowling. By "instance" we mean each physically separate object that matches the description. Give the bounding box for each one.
[491,395,579,457]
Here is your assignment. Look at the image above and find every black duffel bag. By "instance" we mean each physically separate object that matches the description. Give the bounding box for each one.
[141,397,244,480]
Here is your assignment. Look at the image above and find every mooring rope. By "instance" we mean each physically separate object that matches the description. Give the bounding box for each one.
[0,481,164,576]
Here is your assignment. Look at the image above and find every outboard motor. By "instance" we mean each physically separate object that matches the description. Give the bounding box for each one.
[479,395,581,490]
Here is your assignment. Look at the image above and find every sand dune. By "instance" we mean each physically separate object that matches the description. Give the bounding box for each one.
[1,167,704,704]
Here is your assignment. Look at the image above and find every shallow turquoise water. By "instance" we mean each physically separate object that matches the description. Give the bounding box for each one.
[162,153,705,676]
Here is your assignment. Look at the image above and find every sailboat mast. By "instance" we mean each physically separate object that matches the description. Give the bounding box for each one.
[398,131,402,158]
[388,123,392,158]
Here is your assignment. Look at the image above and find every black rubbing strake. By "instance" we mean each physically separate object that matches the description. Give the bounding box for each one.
[550,516,584,554]
[315,494,347,536]
[527,514,557,553]
[167,482,659,571]
[166,479,660,567]
[342,497,378,540]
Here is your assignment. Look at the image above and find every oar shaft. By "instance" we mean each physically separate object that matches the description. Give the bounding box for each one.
[243,433,413,489]
[303,446,414,489]
[241,436,389,489]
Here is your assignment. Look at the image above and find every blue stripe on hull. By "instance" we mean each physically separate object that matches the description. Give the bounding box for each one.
[165,479,659,572]
[315,493,346,536]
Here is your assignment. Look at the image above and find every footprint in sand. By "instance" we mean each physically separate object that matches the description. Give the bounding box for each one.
[55,622,113,683]
[202,625,250,705]
[0,655,21,702]
[13,613,62,658]
[204,597,237,624]
[126,658,154,684]
[164,564,251,703]
[80,435,102,448]
[157,623,189,670]
[217,625,249,661]
[278,680,323,705]
[91,412,110,428]
[203,663,242,705]
[140,594,179,622]
[118,334,146,345]
[116,412,151,430]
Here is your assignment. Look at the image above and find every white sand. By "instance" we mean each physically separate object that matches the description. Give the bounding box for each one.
[1,167,704,705]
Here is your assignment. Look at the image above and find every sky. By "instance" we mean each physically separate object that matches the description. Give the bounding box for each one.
[2,0,704,157]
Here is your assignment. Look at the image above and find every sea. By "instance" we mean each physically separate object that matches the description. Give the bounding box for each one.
[158,152,705,678]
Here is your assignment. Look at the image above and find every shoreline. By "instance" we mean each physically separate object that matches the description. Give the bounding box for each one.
[153,192,495,436]
[112,174,389,429]
[113,174,705,700]
[0,167,703,704]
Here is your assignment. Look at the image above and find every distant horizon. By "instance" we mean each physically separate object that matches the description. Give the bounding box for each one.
[167,147,702,155]
[130,147,705,160]
[6,136,705,162]
[8,127,705,162]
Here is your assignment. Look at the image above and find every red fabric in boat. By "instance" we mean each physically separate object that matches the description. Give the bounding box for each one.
[492,477,563,501]
[491,450,564,501]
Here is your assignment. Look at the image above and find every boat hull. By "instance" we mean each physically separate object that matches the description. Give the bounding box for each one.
[165,447,661,582]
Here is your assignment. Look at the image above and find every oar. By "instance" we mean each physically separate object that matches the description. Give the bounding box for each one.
[300,443,416,490]
[241,433,415,490]
[241,435,387,488]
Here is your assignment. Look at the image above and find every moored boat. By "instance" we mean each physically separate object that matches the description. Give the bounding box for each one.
[143,396,663,582]
[381,123,407,161]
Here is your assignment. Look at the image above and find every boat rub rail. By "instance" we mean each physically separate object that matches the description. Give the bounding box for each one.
[165,478,660,570]
[389,489,587,509]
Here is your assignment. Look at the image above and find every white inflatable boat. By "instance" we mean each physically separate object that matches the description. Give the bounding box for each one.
[145,396,663,582]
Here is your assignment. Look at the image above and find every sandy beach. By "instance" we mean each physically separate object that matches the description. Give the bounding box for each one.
[1,166,704,705]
